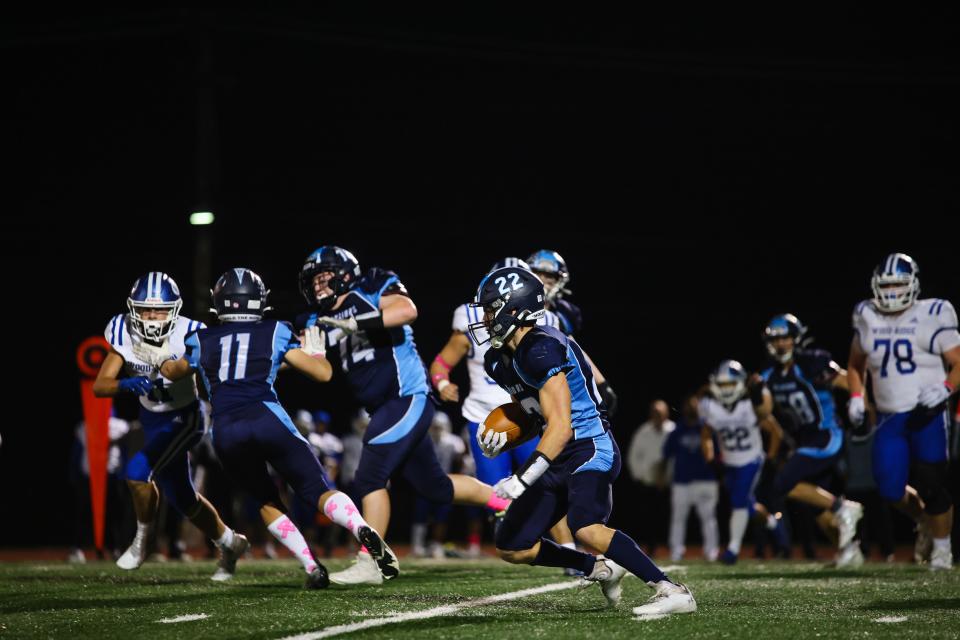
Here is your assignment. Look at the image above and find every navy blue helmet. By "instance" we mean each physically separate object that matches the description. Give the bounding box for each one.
[300,246,362,310]
[526,249,570,302]
[763,313,807,364]
[709,359,748,405]
[469,266,545,349]
[127,272,183,342]
[211,268,270,322]
[871,252,920,313]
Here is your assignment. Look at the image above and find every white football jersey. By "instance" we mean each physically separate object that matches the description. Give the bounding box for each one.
[452,303,564,424]
[852,298,960,414]
[104,314,205,413]
[699,396,763,467]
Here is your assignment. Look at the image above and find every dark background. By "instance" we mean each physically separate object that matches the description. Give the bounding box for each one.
[2,7,957,545]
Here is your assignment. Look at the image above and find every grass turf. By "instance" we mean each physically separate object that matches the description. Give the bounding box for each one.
[0,557,958,639]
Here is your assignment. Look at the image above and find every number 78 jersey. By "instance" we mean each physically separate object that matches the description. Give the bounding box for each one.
[852,298,960,413]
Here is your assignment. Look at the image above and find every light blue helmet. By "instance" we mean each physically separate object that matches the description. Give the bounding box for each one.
[763,313,807,364]
[526,249,570,302]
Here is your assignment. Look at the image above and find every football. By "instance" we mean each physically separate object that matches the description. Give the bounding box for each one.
[479,402,540,448]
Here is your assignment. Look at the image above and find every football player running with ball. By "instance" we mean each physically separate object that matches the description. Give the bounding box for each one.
[472,266,695,617]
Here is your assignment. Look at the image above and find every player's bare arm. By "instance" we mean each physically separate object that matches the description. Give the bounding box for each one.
[92,349,126,397]
[284,348,333,383]
[758,414,783,460]
[379,290,418,326]
[700,424,715,463]
[431,331,470,402]
[536,373,574,460]
[159,357,193,381]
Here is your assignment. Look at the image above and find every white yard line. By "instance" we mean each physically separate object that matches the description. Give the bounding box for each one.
[873,616,908,623]
[157,613,210,624]
[277,580,582,640]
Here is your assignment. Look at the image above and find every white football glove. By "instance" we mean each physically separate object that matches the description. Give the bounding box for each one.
[301,326,327,358]
[477,425,508,459]
[494,474,526,500]
[847,394,865,426]
[918,382,951,409]
[316,316,358,336]
[131,338,173,368]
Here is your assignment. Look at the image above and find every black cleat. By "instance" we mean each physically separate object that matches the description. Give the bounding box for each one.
[357,526,400,580]
[305,564,330,589]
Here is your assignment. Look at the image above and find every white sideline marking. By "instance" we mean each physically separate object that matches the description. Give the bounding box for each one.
[157,613,210,624]
[278,580,581,640]
[874,616,908,624]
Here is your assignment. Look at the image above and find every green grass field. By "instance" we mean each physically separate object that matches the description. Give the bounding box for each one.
[1,558,958,639]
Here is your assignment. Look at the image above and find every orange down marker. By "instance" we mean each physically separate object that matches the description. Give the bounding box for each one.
[77,336,112,552]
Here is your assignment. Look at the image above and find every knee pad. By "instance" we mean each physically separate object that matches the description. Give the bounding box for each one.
[914,462,952,515]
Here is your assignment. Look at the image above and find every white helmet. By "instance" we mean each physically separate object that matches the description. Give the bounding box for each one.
[871,252,919,313]
[709,359,747,406]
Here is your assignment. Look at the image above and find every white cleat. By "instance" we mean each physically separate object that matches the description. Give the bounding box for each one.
[834,500,864,549]
[211,533,250,582]
[914,521,932,564]
[582,557,627,606]
[633,580,697,617]
[329,552,384,585]
[835,541,864,568]
[116,525,152,570]
[930,547,953,571]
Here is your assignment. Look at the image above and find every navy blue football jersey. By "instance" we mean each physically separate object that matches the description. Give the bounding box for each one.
[761,348,842,457]
[296,267,429,412]
[484,325,608,441]
[184,320,301,418]
[552,298,583,336]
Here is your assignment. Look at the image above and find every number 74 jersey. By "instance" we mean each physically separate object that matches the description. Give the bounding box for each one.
[852,297,960,413]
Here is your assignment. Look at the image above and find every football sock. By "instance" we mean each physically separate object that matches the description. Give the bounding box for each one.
[266,515,317,574]
[533,537,595,574]
[606,530,668,585]
[322,491,372,542]
[728,509,749,554]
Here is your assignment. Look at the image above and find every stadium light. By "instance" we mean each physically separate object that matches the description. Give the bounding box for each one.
[190,211,215,225]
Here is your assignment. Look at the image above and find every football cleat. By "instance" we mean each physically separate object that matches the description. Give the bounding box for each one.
[116,524,152,570]
[305,564,331,589]
[720,549,738,565]
[358,526,400,580]
[329,552,383,585]
[834,500,864,549]
[583,557,627,606]
[930,547,953,571]
[211,533,250,582]
[835,542,864,568]
[914,520,932,564]
[633,581,697,617]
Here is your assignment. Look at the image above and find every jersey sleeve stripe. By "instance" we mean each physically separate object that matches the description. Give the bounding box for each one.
[118,315,125,346]
[929,326,959,354]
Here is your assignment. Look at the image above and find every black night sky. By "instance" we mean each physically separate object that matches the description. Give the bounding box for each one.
[2,7,957,545]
